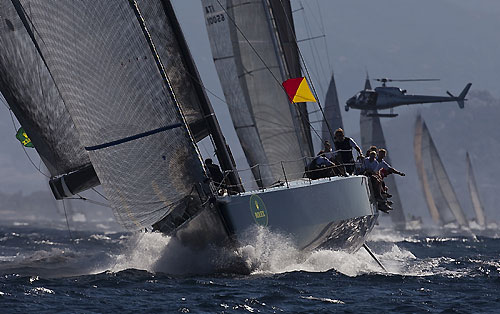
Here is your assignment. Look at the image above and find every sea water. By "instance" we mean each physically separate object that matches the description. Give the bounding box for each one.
[0,223,499,313]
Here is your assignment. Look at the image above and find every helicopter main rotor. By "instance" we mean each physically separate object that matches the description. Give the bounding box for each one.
[374,78,440,87]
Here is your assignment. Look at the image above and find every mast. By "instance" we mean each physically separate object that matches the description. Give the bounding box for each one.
[266,0,314,158]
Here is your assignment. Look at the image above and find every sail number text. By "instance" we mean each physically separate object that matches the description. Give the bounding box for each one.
[205,5,225,25]
[254,210,266,219]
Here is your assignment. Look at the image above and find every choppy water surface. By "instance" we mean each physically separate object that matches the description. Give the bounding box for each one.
[0,223,499,313]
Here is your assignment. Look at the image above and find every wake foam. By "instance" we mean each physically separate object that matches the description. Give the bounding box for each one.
[236,226,408,276]
[107,227,424,277]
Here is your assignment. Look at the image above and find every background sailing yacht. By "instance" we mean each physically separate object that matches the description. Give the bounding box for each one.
[414,115,468,228]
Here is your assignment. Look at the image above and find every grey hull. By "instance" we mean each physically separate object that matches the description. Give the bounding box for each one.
[218,175,378,251]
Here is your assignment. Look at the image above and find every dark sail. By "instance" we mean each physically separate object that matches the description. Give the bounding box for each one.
[15,0,208,230]
[0,0,99,199]
[322,74,343,143]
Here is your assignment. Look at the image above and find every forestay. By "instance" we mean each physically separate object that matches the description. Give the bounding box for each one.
[16,0,206,230]
[0,0,92,178]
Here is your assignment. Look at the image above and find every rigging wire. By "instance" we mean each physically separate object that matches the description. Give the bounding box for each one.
[299,0,326,97]
[315,0,333,74]
[61,199,77,251]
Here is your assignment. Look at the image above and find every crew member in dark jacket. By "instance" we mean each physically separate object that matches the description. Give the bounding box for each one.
[333,128,363,174]
[205,158,224,187]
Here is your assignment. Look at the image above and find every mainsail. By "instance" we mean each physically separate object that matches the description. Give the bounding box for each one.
[415,116,468,226]
[14,0,210,230]
[203,0,309,185]
[0,0,99,199]
[322,74,342,143]
[360,109,406,228]
[466,152,486,227]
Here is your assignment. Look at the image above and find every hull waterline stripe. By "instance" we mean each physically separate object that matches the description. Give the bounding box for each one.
[85,123,183,151]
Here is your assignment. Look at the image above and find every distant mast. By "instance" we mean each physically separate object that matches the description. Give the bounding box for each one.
[322,74,343,143]
[466,152,486,227]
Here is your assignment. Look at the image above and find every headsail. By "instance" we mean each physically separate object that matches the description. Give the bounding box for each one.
[360,110,406,228]
[466,152,486,227]
[15,0,207,230]
[203,0,308,184]
[0,0,99,198]
[322,74,343,143]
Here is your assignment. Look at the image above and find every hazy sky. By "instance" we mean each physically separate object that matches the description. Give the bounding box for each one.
[1,0,500,197]
[174,0,500,149]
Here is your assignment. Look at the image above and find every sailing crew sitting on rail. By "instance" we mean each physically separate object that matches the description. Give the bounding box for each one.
[376,149,405,177]
[333,128,363,175]
[205,158,225,188]
[365,145,378,157]
[362,150,379,174]
[317,140,336,160]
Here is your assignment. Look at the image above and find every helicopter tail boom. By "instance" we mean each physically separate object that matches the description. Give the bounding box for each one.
[447,83,472,109]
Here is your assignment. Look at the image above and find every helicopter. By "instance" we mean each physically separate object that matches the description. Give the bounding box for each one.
[345,76,472,117]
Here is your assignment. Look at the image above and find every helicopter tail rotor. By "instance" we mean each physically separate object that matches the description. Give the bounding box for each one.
[447,83,472,109]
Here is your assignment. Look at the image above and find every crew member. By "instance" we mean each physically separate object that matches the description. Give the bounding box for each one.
[376,149,405,177]
[333,128,363,174]
[205,158,224,187]
[362,150,379,174]
[318,140,336,160]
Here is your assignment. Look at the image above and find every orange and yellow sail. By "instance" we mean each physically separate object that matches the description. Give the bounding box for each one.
[282,77,316,103]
